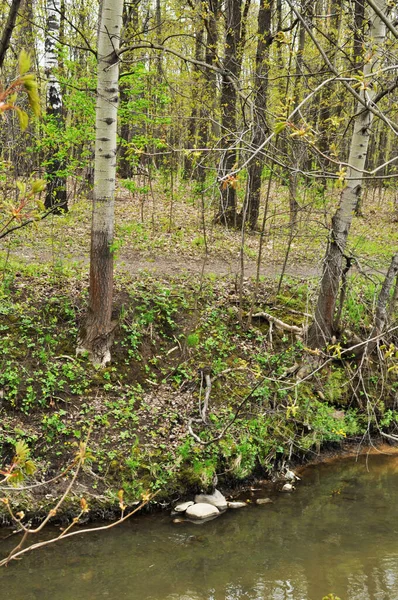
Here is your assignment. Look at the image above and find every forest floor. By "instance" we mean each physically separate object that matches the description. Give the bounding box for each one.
[1,178,398,525]
[2,177,396,279]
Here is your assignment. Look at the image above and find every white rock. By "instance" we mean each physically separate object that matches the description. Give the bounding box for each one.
[227,501,247,509]
[256,498,273,505]
[185,503,220,520]
[285,469,300,482]
[281,483,294,492]
[194,489,228,510]
[174,501,194,513]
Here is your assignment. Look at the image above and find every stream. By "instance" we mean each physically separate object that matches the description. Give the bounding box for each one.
[1,453,398,600]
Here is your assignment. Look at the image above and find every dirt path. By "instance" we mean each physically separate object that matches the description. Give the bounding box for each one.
[7,246,322,280]
[119,248,323,279]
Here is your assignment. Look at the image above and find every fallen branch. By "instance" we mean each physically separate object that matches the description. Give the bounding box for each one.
[187,325,398,447]
[252,311,304,335]
[380,431,398,442]
[201,371,212,423]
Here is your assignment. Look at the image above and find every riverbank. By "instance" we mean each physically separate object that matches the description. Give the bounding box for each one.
[1,262,398,526]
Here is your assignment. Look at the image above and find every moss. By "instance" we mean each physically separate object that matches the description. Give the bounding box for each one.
[323,368,348,405]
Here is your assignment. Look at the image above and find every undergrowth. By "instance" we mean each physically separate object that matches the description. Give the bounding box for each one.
[1,265,398,516]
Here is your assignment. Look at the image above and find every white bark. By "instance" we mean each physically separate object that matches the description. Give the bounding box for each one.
[45,0,62,113]
[78,0,123,366]
[94,0,122,216]
[309,0,388,348]
[45,0,67,211]
[335,0,387,235]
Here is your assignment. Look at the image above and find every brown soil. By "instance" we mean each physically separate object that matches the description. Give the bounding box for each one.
[8,244,322,279]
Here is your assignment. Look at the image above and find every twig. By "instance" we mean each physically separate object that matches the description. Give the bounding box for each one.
[0,462,75,491]
[0,202,69,241]
[0,492,158,567]
[187,377,267,447]
[201,372,211,423]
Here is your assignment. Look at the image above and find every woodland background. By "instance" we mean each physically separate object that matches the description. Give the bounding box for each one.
[1,0,398,539]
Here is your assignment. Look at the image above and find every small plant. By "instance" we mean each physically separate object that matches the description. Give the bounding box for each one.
[186,332,199,348]
[0,440,36,484]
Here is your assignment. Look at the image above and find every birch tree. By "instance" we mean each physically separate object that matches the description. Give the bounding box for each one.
[308,0,388,348]
[78,0,124,366]
[44,0,67,212]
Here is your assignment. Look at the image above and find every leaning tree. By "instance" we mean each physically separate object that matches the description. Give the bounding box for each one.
[308,0,389,348]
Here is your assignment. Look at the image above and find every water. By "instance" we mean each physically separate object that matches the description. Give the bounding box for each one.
[2,453,398,600]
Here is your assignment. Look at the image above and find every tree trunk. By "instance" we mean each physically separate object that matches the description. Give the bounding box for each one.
[317,0,342,159]
[119,3,141,180]
[205,0,220,142]
[195,0,220,184]
[44,0,67,213]
[0,0,22,70]
[371,253,398,341]
[183,15,205,180]
[287,16,306,228]
[217,0,250,226]
[353,0,365,68]
[308,0,387,348]
[242,0,273,229]
[119,98,132,179]
[77,0,124,366]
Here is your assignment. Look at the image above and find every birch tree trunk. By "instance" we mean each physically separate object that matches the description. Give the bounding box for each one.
[44,0,67,213]
[308,0,387,348]
[77,0,123,366]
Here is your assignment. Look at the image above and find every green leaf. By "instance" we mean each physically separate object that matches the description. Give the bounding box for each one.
[19,50,31,75]
[24,460,37,475]
[23,79,40,116]
[35,199,45,212]
[15,107,29,131]
[15,440,29,462]
[31,179,46,194]
[274,122,287,134]
[16,180,26,194]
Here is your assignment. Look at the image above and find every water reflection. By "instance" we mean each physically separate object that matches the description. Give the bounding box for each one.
[2,454,398,599]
